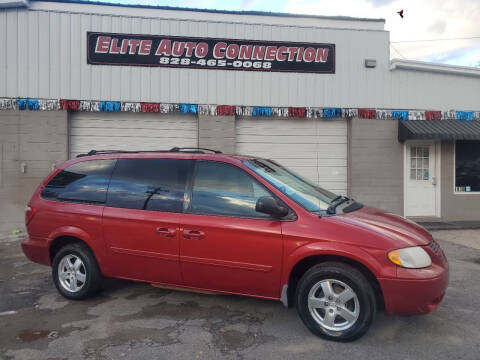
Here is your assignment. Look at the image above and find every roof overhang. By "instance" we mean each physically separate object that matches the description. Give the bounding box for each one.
[390,59,480,78]
[399,120,480,141]
[0,0,29,8]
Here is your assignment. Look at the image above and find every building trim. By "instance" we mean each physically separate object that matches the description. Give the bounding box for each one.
[28,0,385,23]
[18,7,388,34]
[390,59,480,78]
[0,0,29,8]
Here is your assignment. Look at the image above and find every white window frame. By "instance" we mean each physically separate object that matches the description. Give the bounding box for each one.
[453,140,480,195]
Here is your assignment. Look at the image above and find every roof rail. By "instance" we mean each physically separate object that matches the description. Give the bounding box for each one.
[76,147,222,157]
[169,147,222,154]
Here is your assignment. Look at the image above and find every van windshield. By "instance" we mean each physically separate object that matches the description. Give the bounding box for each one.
[244,159,340,212]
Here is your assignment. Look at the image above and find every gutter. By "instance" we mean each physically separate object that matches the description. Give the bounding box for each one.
[390,59,480,78]
[0,0,29,7]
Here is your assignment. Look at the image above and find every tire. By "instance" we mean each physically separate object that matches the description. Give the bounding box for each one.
[52,242,103,300]
[295,262,376,342]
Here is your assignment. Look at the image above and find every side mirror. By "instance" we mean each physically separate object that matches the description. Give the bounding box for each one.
[255,196,289,218]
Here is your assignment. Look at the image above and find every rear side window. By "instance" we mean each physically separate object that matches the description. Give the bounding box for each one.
[41,160,116,204]
[106,158,191,213]
[188,161,272,218]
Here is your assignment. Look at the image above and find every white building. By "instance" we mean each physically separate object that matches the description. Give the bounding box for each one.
[1,0,480,232]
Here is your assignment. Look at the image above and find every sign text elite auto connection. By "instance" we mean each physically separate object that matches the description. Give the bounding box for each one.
[87,32,335,73]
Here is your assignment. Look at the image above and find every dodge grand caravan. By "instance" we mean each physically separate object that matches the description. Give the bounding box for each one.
[22,147,449,341]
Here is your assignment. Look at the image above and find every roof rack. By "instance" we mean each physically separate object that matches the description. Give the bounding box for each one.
[76,147,222,157]
[169,147,222,154]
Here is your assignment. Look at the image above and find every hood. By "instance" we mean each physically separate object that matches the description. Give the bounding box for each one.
[334,206,433,248]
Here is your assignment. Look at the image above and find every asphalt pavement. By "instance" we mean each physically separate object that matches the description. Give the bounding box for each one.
[1,229,479,360]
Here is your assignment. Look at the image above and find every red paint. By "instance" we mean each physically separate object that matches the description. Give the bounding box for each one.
[22,152,448,315]
[95,36,110,53]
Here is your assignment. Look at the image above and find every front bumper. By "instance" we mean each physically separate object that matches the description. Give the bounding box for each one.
[21,236,51,266]
[379,262,449,315]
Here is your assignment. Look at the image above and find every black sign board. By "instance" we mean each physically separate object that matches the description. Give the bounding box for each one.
[87,32,335,74]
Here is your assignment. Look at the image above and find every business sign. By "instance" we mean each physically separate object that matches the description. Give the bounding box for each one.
[87,32,335,73]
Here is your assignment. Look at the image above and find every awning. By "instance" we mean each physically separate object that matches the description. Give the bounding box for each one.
[398,120,480,141]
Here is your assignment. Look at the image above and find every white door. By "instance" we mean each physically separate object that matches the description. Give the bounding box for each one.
[236,117,347,195]
[405,141,440,217]
[69,112,198,158]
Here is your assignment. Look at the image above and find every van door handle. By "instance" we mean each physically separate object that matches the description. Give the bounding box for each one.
[156,227,177,237]
[183,229,205,240]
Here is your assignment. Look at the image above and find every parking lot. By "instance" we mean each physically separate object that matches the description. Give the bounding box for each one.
[1,229,479,360]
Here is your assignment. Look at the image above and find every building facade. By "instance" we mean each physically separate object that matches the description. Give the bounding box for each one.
[1,0,480,232]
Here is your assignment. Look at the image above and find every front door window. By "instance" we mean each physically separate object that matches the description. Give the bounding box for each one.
[410,146,429,181]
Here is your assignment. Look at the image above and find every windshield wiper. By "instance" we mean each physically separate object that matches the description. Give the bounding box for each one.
[327,196,349,215]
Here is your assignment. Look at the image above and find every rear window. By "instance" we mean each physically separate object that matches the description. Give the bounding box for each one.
[106,158,191,213]
[41,160,116,204]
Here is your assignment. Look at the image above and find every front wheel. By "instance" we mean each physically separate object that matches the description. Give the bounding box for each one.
[295,262,376,342]
[52,243,103,300]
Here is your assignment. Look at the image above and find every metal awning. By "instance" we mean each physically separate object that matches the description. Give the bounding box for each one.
[398,120,480,141]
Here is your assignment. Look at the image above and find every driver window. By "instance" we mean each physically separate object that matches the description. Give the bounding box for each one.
[189,161,273,218]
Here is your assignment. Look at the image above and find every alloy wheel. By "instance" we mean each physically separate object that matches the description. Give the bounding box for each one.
[307,278,360,331]
[58,254,87,293]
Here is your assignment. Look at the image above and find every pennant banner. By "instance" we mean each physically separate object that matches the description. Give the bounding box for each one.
[342,108,358,118]
[198,105,217,116]
[141,102,160,113]
[100,101,121,112]
[121,102,142,112]
[376,109,392,120]
[425,110,441,120]
[358,109,376,119]
[0,98,17,110]
[306,107,323,118]
[160,103,179,114]
[236,106,253,116]
[16,98,28,110]
[442,110,456,120]
[288,107,306,118]
[217,105,236,116]
[408,111,425,120]
[322,107,342,118]
[392,110,409,120]
[38,99,60,111]
[60,100,80,111]
[180,104,198,114]
[456,111,473,121]
[27,99,39,111]
[0,98,479,124]
[271,107,289,117]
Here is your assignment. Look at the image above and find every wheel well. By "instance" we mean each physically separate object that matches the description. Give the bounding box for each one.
[287,255,385,310]
[49,236,93,263]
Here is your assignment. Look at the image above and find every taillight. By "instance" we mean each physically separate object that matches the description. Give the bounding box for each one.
[25,205,35,225]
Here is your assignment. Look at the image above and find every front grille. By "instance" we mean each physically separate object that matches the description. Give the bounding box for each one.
[428,240,447,264]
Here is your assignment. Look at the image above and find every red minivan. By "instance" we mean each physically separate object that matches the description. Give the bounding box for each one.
[22,148,448,341]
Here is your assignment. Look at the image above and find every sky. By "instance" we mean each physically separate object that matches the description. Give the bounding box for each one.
[89,0,480,67]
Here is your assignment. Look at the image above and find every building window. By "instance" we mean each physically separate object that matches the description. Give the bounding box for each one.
[455,140,480,192]
[410,146,429,181]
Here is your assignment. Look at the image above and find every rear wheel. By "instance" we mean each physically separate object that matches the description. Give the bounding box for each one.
[52,243,103,300]
[295,262,376,342]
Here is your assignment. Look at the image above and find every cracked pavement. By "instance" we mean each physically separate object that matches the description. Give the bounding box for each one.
[1,230,480,360]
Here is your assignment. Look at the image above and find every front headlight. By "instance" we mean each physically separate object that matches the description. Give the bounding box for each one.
[387,246,432,268]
